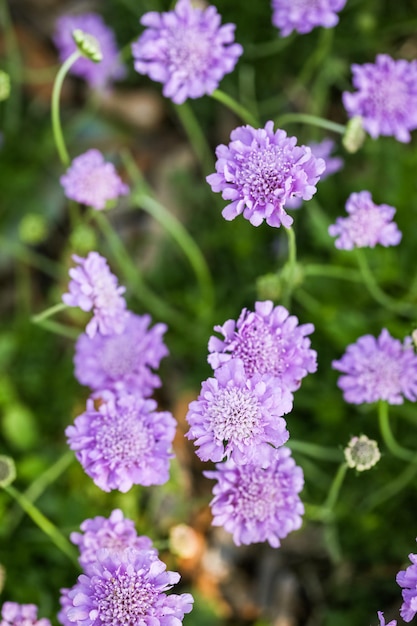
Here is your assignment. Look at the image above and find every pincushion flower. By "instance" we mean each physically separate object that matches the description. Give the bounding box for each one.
[74,312,168,396]
[53,13,125,89]
[271,0,346,37]
[208,300,317,394]
[205,447,304,547]
[207,121,325,227]
[343,54,417,143]
[66,392,176,491]
[70,509,156,568]
[62,252,128,338]
[59,548,194,626]
[396,545,417,622]
[60,150,129,210]
[0,604,51,626]
[132,0,243,105]
[186,359,291,465]
[332,329,417,405]
[328,191,402,249]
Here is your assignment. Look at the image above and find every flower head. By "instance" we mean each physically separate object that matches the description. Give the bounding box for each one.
[343,54,417,143]
[60,150,129,210]
[132,0,242,105]
[271,0,346,37]
[65,392,176,492]
[53,13,125,89]
[205,447,304,547]
[344,435,381,471]
[207,121,325,227]
[74,312,168,396]
[208,301,317,394]
[59,548,194,626]
[1,603,51,626]
[377,612,397,626]
[332,329,417,405]
[186,359,291,465]
[62,252,128,338]
[70,509,156,569]
[328,191,402,250]
[396,545,417,622]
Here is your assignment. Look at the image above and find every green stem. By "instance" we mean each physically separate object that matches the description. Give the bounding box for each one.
[32,319,80,340]
[274,112,345,134]
[304,264,362,282]
[51,50,80,166]
[210,89,259,127]
[378,400,416,462]
[282,225,297,307]
[173,101,214,174]
[362,458,417,512]
[3,484,79,567]
[32,301,68,323]
[0,236,63,280]
[288,440,343,462]
[324,463,348,513]
[245,34,295,60]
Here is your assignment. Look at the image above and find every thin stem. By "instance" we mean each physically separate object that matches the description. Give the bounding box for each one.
[288,440,343,462]
[282,225,297,307]
[304,264,362,282]
[0,236,63,280]
[210,89,259,127]
[3,484,79,567]
[245,34,295,60]
[274,112,346,135]
[173,101,214,174]
[32,301,68,323]
[323,462,348,513]
[378,400,416,462]
[51,50,80,166]
[362,459,417,512]
[32,319,80,340]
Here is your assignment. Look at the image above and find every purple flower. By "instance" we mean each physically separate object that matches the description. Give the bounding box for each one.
[271,0,346,37]
[208,301,317,394]
[65,391,176,492]
[205,447,304,547]
[343,54,417,143]
[1,604,51,626]
[70,509,156,568]
[74,312,168,396]
[60,150,129,210]
[62,252,128,338]
[377,612,397,626]
[332,329,417,405]
[53,13,125,89]
[206,121,325,227]
[59,548,194,626]
[132,0,242,105]
[186,359,291,465]
[328,191,402,250]
[397,547,417,622]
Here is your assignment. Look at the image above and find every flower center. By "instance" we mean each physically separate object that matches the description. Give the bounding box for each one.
[96,572,157,624]
[359,352,402,400]
[96,412,150,465]
[100,335,137,379]
[167,27,211,77]
[208,387,261,443]
[230,316,286,378]
[235,470,280,522]
[367,74,408,117]
[344,205,387,246]
[236,145,291,206]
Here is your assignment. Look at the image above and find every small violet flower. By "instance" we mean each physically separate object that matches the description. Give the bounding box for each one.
[328,191,402,249]
[396,545,417,622]
[59,548,194,626]
[186,359,291,466]
[332,329,417,405]
[74,311,168,397]
[60,149,129,211]
[0,604,51,626]
[53,13,125,90]
[62,251,128,338]
[377,612,397,626]
[207,121,325,228]
[205,447,304,547]
[208,300,317,395]
[271,0,346,37]
[132,0,243,105]
[343,54,417,143]
[66,391,176,492]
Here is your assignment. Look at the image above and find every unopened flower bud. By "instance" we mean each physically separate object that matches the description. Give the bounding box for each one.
[0,455,16,487]
[0,70,11,102]
[344,435,380,471]
[342,116,366,153]
[72,29,102,63]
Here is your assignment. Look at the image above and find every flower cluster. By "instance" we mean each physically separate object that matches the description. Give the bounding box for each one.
[132,0,243,104]
[397,545,417,622]
[271,0,346,37]
[0,604,51,626]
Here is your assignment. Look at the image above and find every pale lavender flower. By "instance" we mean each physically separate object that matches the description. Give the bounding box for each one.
[397,546,417,622]
[53,13,125,89]
[74,312,168,396]
[65,391,176,492]
[328,191,402,249]
[62,252,128,338]
[377,612,397,626]
[0,604,51,626]
[60,150,129,210]
[132,0,242,105]
[70,509,156,569]
[332,329,417,405]
[205,447,304,547]
[59,548,194,626]
[343,54,417,143]
[186,359,291,466]
[207,121,325,227]
[208,301,317,394]
[272,0,346,37]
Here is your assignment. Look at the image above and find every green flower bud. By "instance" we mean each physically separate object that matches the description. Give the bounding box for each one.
[344,435,380,472]
[0,455,16,487]
[72,29,103,63]
[342,116,366,153]
[19,213,48,245]
[0,70,11,102]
